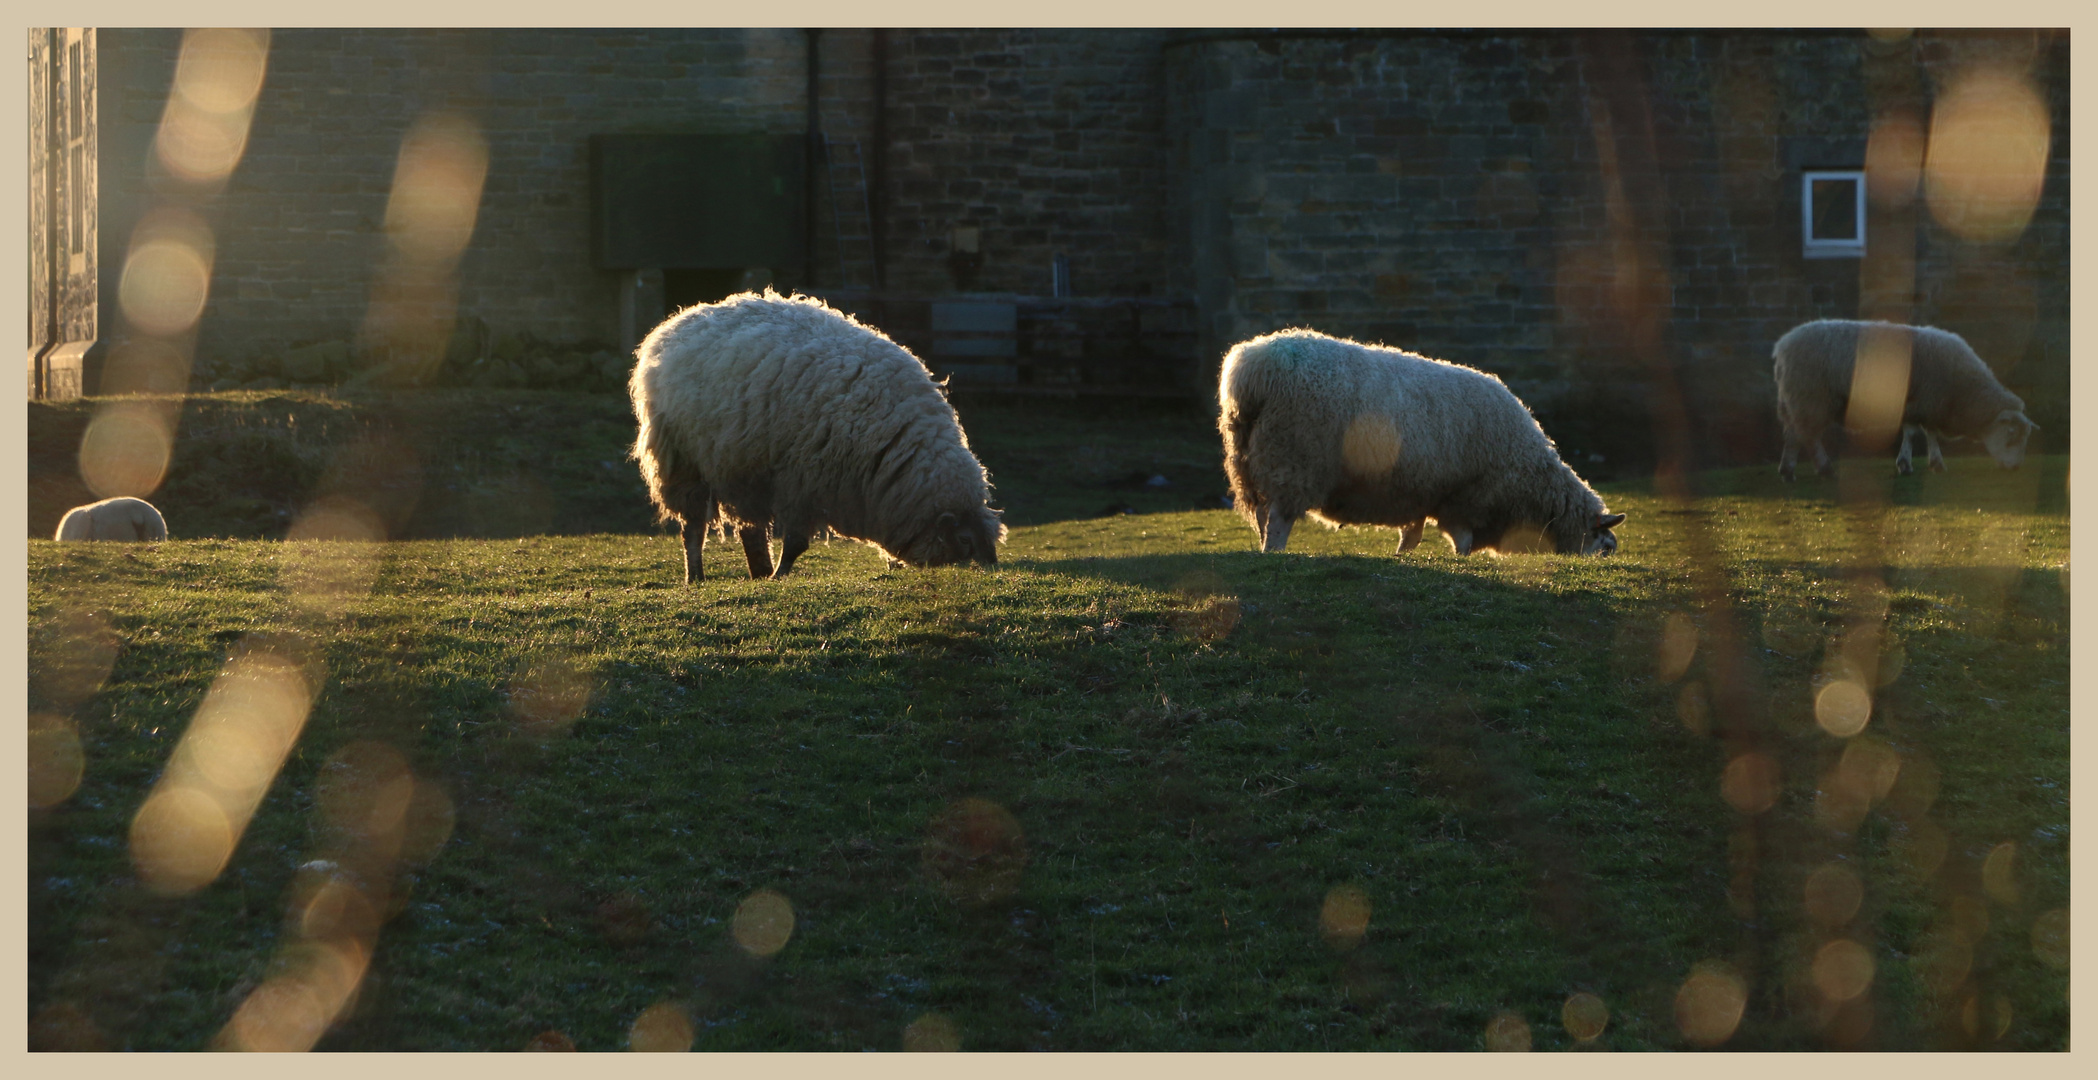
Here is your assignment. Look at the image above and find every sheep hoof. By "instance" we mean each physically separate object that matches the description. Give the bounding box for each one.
[1896,459,1913,476]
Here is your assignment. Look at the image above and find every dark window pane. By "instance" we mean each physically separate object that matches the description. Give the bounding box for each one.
[1811,178,1860,241]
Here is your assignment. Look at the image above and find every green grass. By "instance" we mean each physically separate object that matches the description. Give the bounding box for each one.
[26,416,2069,1050]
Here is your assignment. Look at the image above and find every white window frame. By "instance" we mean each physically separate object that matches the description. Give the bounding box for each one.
[1801,169,1867,259]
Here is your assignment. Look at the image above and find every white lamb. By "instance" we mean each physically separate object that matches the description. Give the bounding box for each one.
[1219,329,1625,556]
[630,290,1005,582]
[1772,319,2037,480]
[55,496,169,542]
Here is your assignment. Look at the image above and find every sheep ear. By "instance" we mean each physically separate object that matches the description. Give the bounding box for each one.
[1598,512,1627,529]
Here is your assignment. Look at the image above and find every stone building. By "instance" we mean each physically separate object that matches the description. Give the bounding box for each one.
[78,28,2069,470]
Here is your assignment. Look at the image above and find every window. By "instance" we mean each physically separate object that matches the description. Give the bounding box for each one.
[1802,170,1866,258]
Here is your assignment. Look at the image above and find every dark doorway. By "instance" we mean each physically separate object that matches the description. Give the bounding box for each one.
[664,269,748,313]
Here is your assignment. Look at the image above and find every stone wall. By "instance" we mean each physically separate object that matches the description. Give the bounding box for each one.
[1166,29,2070,468]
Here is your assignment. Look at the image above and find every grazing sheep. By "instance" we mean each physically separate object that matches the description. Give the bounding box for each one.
[630,290,1005,583]
[1219,329,1625,556]
[54,496,168,542]
[1772,319,2038,481]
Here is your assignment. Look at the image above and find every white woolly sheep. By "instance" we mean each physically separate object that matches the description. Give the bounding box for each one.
[55,496,168,542]
[630,290,1005,582]
[1772,319,2038,481]
[1219,329,1625,557]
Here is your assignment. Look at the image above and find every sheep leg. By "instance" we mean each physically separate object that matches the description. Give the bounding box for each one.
[1396,520,1424,553]
[738,524,775,579]
[1260,506,1296,553]
[772,526,812,578]
[1444,523,1476,556]
[661,481,715,584]
[1896,425,1917,475]
[1812,439,1834,478]
[1924,427,1947,472]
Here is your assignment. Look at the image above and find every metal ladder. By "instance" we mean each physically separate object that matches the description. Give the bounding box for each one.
[825,136,876,289]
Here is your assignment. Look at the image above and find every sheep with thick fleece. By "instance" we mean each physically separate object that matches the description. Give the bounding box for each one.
[1773,319,2037,481]
[630,290,1004,582]
[55,496,168,541]
[1219,329,1625,556]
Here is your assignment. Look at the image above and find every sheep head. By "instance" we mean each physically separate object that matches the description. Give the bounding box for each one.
[1983,410,2037,470]
[907,509,1004,569]
[1582,511,1627,556]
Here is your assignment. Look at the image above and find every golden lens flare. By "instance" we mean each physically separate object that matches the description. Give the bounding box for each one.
[298,877,382,945]
[78,402,175,500]
[1319,885,1371,950]
[1911,930,1972,999]
[35,608,120,706]
[1484,1010,1531,1051]
[1341,412,1402,479]
[1865,107,1926,207]
[923,798,1028,906]
[1804,863,1864,929]
[509,653,596,740]
[628,1001,694,1052]
[1843,328,1911,454]
[1674,961,1747,1047]
[1949,894,1990,946]
[1838,737,1901,804]
[172,28,269,114]
[27,1002,108,1052]
[1720,752,1779,815]
[220,974,331,1052]
[315,742,416,860]
[99,338,195,396]
[731,889,796,958]
[1814,766,1873,834]
[282,497,388,616]
[28,713,86,810]
[1561,992,1608,1042]
[1925,67,2052,245]
[398,779,457,866]
[1812,939,1876,1002]
[1980,842,2020,906]
[903,1012,961,1052]
[385,112,490,263]
[129,648,314,895]
[119,238,213,336]
[1884,753,1940,819]
[525,1030,577,1051]
[2029,908,2068,970]
[1656,612,1697,682]
[1675,680,1710,736]
[1813,679,1872,738]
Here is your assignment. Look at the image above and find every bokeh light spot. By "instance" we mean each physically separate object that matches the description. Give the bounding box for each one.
[1674,961,1747,1047]
[1319,885,1371,950]
[385,112,491,263]
[1561,992,1608,1043]
[398,779,456,866]
[628,1001,694,1051]
[1720,752,1780,815]
[1844,326,1911,452]
[923,797,1028,906]
[1980,842,2020,905]
[28,713,86,810]
[78,402,175,500]
[1341,411,1402,479]
[904,1012,961,1051]
[315,741,416,859]
[1814,679,1872,738]
[1804,862,1864,929]
[1925,67,2052,244]
[2029,908,2068,970]
[34,608,120,706]
[509,651,595,740]
[731,889,795,958]
[1656,612,1697,681]
[1812,939,1876,1002]
[283,498,388,616]
[525,1030,576,1051]
[129,784,235,895]
[1483,1010,1531,1051]
[1865,106,1926,207]
[1675,680,1710,736]
[119,238,213,336]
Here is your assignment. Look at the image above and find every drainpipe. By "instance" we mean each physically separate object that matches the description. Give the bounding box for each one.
[804,29,820,289]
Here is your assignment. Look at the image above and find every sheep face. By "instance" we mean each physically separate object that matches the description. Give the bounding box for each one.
[1579,512,1627,556]
[1983,410,2038,470]
[902,509,1003,569]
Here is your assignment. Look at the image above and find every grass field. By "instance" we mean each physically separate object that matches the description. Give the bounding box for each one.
[25,392,2070,1051]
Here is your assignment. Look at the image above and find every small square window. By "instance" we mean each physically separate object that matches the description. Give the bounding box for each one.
[1802,170,1866,258]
